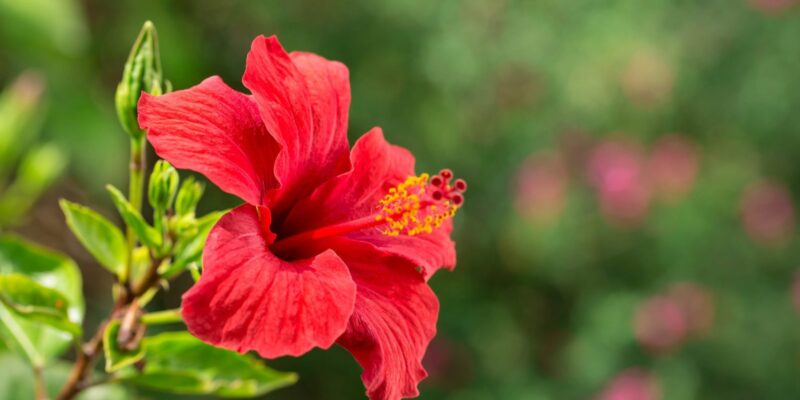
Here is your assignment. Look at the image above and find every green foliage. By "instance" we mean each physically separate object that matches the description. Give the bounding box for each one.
[118,332,298,397]
[163,210,224,279]
[0,236,83,364]
[0,273,80,337]
[0,354,129,400]
[60,199,127,276]
[0,143,66,224]
[0,0,87,56]
[0,73,67,227]
[106,184,162,250]
[0,72,42,169]
[103,320,144,372]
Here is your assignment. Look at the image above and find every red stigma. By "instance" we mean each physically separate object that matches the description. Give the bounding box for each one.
[429,169,467,207]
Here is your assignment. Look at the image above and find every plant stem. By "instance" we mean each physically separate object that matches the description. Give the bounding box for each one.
[54,306,115,400]
[123,137,146,285]
[33,364,47,400]
[55,255,164,400]
[131,256,163,297]
[140,308,182,325]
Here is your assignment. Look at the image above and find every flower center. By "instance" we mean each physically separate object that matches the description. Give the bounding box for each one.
[376,169,466,236]
[269,169,466,256]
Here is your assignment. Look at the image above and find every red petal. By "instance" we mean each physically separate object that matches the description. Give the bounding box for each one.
[243,36,350,213]
[282,128,456,278]
[138,76,279,206]
[348,226,456,278]
[333,241,439,400]
[182,204,357,358]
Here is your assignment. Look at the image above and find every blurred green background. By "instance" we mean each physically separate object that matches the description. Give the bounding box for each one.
[2,0,800,399]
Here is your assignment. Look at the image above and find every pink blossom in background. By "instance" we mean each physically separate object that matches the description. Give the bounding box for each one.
[667,283,715,337]
[587,140,651,227]
[633,295,688,353]
[740,180,795,245]
[749,0,797,13]
[597,368,662,400]
[514,151,569,225]
[647,135,699,202]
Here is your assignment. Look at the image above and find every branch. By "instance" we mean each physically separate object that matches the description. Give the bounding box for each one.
[55,255,165,400]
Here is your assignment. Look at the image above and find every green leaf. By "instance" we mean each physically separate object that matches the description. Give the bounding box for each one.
[0,354,130,400]
[128,246,150,285]
[102,320,144,372]
[0,274,80,337]
[0,235,83,362]
[60,199,127,275]
[119,331,297,397]
[163,211,224,279]
[106,185,162,249]
[0,143,67,227]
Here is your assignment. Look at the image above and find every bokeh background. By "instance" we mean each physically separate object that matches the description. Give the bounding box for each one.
[2,0,800,399]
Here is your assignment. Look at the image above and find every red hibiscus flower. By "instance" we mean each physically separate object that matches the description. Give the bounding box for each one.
[137,35,464,400]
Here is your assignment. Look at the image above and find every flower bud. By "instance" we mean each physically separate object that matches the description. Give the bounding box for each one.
[115,21,163,138]
[175,176,205,217]
[148,160,178,211]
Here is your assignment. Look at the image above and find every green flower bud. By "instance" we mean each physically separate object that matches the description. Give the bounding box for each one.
[148,160,178,212]
[175,176,205,217]
[115,21,163,138]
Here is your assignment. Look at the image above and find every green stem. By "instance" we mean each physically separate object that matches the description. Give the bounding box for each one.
[124,137,146,284]
[141,308,183,325]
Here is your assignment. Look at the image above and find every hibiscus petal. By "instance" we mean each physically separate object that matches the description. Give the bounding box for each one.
[138,76,279,206]
[242,35,350,212]
[282,128,456,277]
[182,204,357,358]
[348,226,456,278]
[332,241,439,400]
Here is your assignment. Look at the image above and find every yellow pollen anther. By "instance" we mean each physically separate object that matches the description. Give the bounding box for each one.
[376,173,462,237]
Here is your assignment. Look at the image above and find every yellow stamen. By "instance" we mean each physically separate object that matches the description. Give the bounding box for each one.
[376,173,460,237]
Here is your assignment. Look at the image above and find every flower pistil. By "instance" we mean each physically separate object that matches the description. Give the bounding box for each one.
[270,169,466,254]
